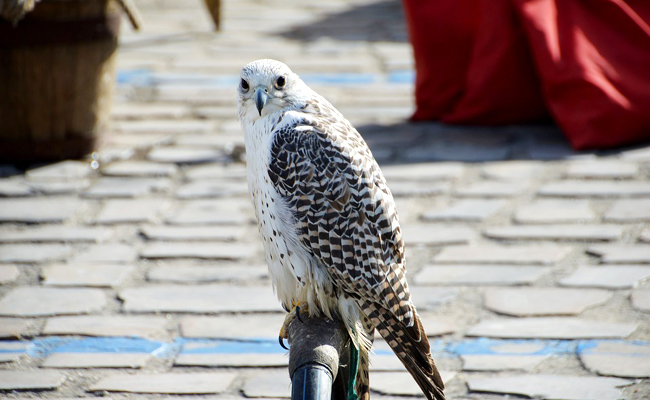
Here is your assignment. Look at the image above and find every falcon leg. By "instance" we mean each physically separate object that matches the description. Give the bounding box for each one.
[279,302,309,349]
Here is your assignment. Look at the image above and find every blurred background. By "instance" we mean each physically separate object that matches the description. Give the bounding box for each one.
[0,0,649,399]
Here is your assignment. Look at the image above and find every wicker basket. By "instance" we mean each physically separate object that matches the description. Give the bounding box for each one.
[0,0,122,162]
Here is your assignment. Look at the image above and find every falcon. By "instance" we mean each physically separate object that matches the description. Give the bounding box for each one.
[237,59,445,400]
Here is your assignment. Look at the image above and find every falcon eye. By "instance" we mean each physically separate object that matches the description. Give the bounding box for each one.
[274,75,286,89]
[240,78,249,92]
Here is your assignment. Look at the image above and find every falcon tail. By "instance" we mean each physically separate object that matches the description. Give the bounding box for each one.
[362,301,446,400]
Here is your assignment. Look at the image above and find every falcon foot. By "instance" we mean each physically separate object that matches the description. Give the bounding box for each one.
[278,302,309,350]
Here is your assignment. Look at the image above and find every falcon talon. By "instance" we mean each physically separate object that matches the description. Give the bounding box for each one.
[295,305,304,323]
[279,335,289,350]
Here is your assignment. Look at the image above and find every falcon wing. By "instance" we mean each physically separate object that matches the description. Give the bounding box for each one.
[267,112,414,326]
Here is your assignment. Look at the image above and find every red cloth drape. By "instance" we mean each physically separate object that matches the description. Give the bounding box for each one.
[403,0,650,150]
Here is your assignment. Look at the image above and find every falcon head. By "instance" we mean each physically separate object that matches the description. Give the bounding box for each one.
[237,59,308,122]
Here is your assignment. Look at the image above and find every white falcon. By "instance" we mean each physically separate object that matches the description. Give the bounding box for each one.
[237,59,445,400]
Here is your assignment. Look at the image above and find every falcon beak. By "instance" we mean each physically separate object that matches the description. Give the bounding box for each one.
[255,87,269,116]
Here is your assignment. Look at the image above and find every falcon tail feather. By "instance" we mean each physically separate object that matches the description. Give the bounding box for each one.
[362,301,445,400]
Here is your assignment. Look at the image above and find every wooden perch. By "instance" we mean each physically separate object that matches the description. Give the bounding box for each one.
[288,315,351,400]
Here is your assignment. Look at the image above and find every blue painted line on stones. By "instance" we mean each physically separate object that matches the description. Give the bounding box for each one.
[6,337,649,359]
[388,70,415,84]
[25,337,172,358]
[0,342,26,353]
[115,69,412,88]
[117,69,154,86]
[447,337,577,356]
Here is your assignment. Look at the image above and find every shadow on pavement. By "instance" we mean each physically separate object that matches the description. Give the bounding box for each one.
[278,0,408,43]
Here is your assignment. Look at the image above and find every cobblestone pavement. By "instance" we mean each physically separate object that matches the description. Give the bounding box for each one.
[1,0,650,399]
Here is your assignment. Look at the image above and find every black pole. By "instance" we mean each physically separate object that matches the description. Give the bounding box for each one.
[288,315,350,400]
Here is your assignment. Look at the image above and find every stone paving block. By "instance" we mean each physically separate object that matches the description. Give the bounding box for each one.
[179,314,284,339]
[481,161,543,181]
[369,352,407,371]
[523,130,585,160]
[467,317,637,339]
[559,266,650,289]
[0,352,22,363]
[120,285,282,313]
[140,242,254,260]
[415,265,548,286]
[538,180,650,197]
[43,316,167,338]
[175,180,249,199]
[566,159,638,179]
[372,316,456,339]
[483,288,612,316]
[587,245,650,263]
[184,164,247,180]
[640,229,650,243]
[579,341,650,378]
[242,370,289,398]
[0,197,82,223]
[462,354,550,371]
[102,161,179,177]
[455,181,527,197]
[381,162,464,181]
[434,244,572,265]
[405,134,511,163]
[408,287,459,310]
[140,225,245,241]
[631,289,650,312]
[94,199,169,224]
[175,352,286,367]
[102,132,172,152]
[26,160,92,180]
[27,180,90,195]
[401,224,473,246]
[0,370,66,390]
[173,132,244,149]
[418,316,457,337]
[113,120,214,135]
[384,181,450,197]
[467,374,630,400]
[604,199,650,222]
[483,225,623,241]
[0,287,106,317]
[70,243,138,263]
[82,177,171,198]
[514,200,596,224]
[42,353,151,368]
[148,264,267,283]
[166,200,252,225]
[147,147,226,164]
[0,226,112,243]
[0,178,33,196]
[0,318,30,338]
[41,264,135,287]
[421,199,505,222]
[370,371,456,396]
[0,244,73,263]
[0,265,19,284]
[621,146,650,160]
[111,103,190,120]
[90,372,238,394]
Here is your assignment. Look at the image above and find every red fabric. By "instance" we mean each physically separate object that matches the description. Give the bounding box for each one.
[404,0,650,150]
[402,0,481,119]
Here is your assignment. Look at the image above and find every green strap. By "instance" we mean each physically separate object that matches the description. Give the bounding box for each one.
[347,341,359,400]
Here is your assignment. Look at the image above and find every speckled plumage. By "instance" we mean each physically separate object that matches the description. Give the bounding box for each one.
[237,59,445,400]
